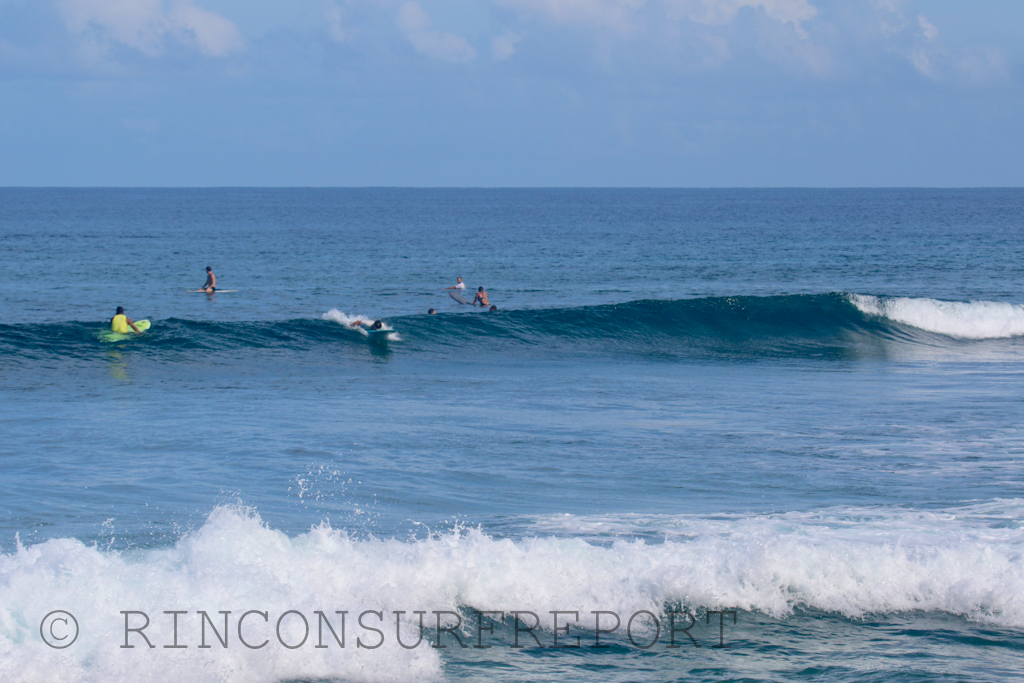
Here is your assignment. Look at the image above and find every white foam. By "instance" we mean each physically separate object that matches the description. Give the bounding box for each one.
[322,309,400,341]
[2,502,1022,682]
[850,294,1024,339]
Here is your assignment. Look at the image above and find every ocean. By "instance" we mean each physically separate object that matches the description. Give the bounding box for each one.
[1,188,1023,682]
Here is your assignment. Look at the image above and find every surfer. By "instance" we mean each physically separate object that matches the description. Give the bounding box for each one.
[443,277,465,290]
[473,287,489,307]
[200,266,216,293]
[110,307,140,334]
[349,320,385,330]
[489,305,497,312]
[428,309,436,314]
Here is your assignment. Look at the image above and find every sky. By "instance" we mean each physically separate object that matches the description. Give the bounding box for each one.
[0,0,1021,186]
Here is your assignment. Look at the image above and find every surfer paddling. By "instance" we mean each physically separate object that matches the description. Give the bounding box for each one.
[349,320,384,330]
[443,277,465,291]
[473,287,489,307]
[200,266,216,293]
[111,307,140,334]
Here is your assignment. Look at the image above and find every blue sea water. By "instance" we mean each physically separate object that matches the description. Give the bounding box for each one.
[1,188,1023,682]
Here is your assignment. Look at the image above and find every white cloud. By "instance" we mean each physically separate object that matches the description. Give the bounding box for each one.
[664,0,817,28]
[58,0,243,58]
[491,31,522,60]
[916,14,937,41]
[956,46,1007,82]
[871,3,946,79]
[169,3,244,55]
[909,46,935,79]
[870,0,903,13]
[324,2,352,43]
[496,0,642,30]
[396,1,476,63]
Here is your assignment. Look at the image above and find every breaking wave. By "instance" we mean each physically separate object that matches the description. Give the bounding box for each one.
[3,294,1024,363]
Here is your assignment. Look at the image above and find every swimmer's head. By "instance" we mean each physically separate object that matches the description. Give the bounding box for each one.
[371,321,383,330]
[428,309,436,314]
[116,306,124,314]
[457,277,462,282]
[206,266,212,272]
[478,286,484,292]
[489,305,497,311]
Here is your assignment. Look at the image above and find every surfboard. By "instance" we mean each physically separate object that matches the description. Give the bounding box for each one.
[449,291,471,305]
[188,289,238,293]
[100,319,151,343]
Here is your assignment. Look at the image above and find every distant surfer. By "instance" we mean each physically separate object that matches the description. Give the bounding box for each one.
[443,277,465,291]
[110,307,140,334]
[349,320,384,330]
[489,305,497,312]
[200,266,216,293]
[473,287,489,307]
[428,309,436,314]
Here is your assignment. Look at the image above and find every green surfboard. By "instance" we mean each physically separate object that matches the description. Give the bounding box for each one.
[100,319,151,343]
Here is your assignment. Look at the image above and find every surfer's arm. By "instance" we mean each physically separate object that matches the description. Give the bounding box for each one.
[127,318,140,333]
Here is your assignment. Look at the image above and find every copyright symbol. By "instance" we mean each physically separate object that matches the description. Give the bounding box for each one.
[40,610,79,649]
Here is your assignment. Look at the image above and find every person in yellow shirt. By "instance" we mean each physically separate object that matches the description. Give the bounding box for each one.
[110,307,141,334]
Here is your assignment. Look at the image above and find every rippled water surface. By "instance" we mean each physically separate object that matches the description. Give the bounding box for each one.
[1,189,1023,682]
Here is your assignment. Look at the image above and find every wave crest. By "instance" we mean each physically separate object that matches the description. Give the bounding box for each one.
[851,294,1024,339]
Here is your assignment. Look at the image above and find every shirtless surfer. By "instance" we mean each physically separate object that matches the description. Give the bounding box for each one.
[443,277,465,290]
[200,266,216,293]
[110,306,141,334]
[473,287,489,307]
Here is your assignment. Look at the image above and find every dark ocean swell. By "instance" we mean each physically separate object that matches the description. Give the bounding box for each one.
[2,294,1022,364]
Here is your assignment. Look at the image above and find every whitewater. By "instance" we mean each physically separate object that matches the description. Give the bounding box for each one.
[3,501,1022,682]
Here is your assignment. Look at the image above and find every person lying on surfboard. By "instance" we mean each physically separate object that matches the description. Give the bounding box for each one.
[349,320,384,330]
[443,277,465,290]
[473,287,489,307]
[200,266,216,293]
[111,307,141,334]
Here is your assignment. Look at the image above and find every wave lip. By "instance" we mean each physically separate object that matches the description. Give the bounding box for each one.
[851,294,1024,339]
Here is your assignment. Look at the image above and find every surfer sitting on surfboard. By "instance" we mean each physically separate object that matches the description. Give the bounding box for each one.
[111,307,140,334]
[443,277,465,290]
[200,266,216,293]
[473,287,489,307]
